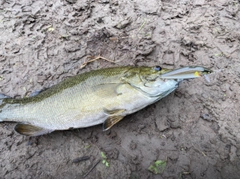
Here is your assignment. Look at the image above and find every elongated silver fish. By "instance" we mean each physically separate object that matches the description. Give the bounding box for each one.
[0,66,211,136]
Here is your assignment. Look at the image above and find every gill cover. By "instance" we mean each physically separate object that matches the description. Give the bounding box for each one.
[120,66,177,97]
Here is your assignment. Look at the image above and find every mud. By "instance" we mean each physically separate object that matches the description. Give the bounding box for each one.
[1,0,240,178]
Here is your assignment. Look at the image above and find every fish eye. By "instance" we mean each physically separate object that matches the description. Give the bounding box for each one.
[154,66,162,71]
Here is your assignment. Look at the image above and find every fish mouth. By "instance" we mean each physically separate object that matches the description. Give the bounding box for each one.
[160,66,212,80]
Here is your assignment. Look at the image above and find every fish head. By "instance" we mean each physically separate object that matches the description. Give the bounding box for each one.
[122,66,212,97]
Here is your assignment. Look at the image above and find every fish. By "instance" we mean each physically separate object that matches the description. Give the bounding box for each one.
[0,66,211,136]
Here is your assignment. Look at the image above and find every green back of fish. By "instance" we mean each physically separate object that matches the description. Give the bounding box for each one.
[2,66,136,105]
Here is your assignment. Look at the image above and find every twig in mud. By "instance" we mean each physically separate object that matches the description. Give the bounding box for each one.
[109,36,129,41]
[72,156,90,163]
[83,159,101,178]
[133,18,147,38]
[80,55,116,69]
[213,42,231,58]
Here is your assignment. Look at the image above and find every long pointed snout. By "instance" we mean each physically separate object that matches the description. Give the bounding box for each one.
[160,66,212,80]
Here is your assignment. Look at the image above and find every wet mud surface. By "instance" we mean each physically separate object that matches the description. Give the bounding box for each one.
[1,0,240,178]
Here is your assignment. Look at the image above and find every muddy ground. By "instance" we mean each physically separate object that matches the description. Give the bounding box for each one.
[0,0,240,178]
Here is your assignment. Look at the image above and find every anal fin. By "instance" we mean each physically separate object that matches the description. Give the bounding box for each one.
[15,124,53,136]
[103,116,124,131]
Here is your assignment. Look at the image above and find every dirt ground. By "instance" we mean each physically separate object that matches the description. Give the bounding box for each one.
[0,0,240,178]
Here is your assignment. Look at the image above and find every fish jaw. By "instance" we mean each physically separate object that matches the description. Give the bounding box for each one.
[143,79,179,98]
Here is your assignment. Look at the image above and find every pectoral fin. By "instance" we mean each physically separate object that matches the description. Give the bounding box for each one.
[15,124,53,136]
[103,116,124,131]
